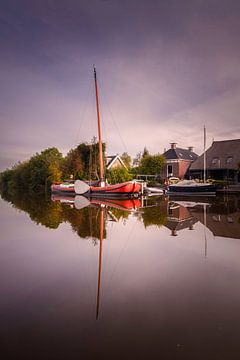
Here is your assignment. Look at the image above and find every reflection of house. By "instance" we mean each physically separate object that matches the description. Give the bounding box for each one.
[192,209,240,240]
[165,202,198,236]
[190,139,240,183]
[160,143,198,180]
[106,154,127,170]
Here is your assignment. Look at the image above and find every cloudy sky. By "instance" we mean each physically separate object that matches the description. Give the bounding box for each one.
[1,0,240,170]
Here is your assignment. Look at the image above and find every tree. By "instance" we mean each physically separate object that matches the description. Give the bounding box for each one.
[142,146,149,158]
[63,141,106,180]
[0,147,63,194]
[139,154,165,175]
[121,152,132,169]
[106,168,133,184]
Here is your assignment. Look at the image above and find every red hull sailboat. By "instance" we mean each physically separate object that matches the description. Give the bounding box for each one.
[52,67,141,198]
[88,67,141,198]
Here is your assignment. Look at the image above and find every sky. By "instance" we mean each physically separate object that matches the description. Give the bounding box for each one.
[1,0,240,170]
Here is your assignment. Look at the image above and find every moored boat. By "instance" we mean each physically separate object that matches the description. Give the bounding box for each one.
[89,180,141,198]
[167,180,216,196]
[51,181,75,194]
[51,67,141,198]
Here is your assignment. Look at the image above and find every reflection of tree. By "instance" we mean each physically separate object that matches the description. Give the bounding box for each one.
[1,192,63,229]
[62,205,107,240]
[0,192,110,240]
[141,205,167,228]
[1,191,170,238]
[108,208,130,221]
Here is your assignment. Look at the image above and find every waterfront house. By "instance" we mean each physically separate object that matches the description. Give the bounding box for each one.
[189,139,240,183]
[160,143,198,180]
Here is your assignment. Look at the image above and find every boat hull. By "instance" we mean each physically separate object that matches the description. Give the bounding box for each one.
[51,184,75,194]
[89,181,142,198]
[167,184,216,196]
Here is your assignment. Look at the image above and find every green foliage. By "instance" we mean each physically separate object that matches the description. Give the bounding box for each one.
[106,167,133,184]
[121,152,131,169]
[63,142,106,180]
[141,206,167,228]
[139,154,165,175]
[0,147,63,194]
[0,142,109,195]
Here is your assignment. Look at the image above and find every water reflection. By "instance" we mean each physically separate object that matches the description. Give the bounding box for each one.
[1,192,240,359]
[1,191,240,240]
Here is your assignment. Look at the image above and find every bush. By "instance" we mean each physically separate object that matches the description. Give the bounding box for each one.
[106,168,133,184]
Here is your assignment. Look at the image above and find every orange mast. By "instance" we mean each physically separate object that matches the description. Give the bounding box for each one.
[94,67,104,184]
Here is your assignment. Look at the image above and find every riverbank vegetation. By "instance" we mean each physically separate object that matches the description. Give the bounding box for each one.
[0,142,165,195]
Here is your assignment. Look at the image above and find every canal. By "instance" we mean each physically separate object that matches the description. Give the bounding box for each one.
[0,193,240,359]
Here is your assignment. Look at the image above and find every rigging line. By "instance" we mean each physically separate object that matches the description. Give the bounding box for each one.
[103,217,137,302]
[97,75,128,154]
[73,78,93,147]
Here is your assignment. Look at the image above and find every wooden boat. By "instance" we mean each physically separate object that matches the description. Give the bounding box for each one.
[89,180,141,198]
[51,181,75,194]
[87,67,141,198]
[51,67,141,198]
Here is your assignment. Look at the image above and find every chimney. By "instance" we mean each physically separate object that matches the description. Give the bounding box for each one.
[170,142,177,150]
[188,146,193,152]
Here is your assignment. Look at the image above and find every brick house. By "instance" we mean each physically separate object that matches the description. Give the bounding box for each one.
[160,143,198,180]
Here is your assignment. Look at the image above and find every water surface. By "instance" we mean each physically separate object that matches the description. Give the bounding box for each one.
[1,193,240,359]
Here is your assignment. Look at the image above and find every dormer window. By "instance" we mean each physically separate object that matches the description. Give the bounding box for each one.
[226,156,233,164]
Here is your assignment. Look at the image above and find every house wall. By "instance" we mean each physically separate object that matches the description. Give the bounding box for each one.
[160,160,192,179]
[190,169,240,183]
[178,160,192,178]
[109,158,123,169]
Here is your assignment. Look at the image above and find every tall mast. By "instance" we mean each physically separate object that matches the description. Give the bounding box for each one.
[94,67,104,183]
[203,125,206,183]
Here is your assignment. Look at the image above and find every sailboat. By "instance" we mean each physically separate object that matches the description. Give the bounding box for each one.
[167,126,216,196]
[51,67,141,198]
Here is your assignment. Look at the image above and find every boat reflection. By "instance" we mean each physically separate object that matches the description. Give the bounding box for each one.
[1,190,239,240]
[51,194,141,212]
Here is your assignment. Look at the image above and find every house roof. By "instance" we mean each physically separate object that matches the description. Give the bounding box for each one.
[163,147,198,161]
[190,139,240,170]
[106,154,127,170]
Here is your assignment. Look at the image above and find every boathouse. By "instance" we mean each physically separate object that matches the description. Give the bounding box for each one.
[160,143,198,180]
[189,139,240,184]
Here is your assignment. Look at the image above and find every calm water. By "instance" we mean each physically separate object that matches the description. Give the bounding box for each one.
[1,193,240,359]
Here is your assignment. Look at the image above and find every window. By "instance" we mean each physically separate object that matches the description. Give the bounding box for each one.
[212,157,219,164]
[167,165,173,176]
[226,156,233,164]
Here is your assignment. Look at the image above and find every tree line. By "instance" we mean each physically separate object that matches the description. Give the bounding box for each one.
[0,142,165,195]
